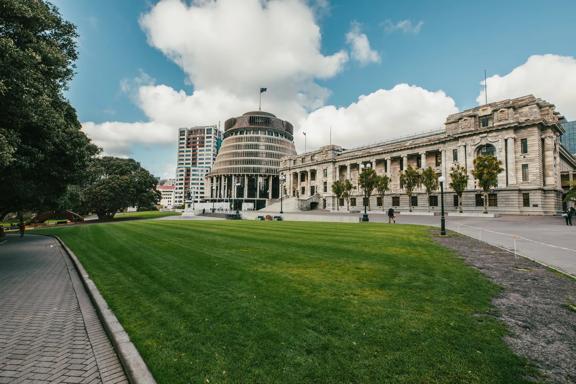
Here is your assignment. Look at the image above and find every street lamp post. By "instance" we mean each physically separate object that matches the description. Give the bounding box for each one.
[360,163,371,222]
[439,175,446,235]
[279,174,286,214]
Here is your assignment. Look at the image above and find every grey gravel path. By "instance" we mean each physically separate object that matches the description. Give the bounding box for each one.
[0,235,128,384]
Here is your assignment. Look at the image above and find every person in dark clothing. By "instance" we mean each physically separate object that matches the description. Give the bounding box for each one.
[387,207,395,224]
[568,207,575,226]
[19,222,25,237]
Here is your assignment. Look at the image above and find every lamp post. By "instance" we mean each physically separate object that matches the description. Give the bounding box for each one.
[360,163,371,222]
[438,175,446,235]
[279,174,286,214]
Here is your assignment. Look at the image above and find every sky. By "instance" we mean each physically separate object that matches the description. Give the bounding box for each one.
[50,0,576,178]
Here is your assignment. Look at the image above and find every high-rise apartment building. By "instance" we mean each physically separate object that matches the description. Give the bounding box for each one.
[561,120,576,154]
[174,126,222,207]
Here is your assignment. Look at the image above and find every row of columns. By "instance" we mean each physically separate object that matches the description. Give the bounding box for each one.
[209,175,275,200]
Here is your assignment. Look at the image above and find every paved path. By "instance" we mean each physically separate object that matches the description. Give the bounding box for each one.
[0,235,128,384]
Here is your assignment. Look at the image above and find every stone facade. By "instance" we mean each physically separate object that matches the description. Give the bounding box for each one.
[279,95,576,215]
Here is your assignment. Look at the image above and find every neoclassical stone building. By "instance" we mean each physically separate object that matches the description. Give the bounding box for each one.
[279,95,576,215]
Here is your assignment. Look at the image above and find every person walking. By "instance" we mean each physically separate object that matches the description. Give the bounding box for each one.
[564,208,573,226]
[387,207,395,224]
[569,207,575,226]
[18,221,25,237]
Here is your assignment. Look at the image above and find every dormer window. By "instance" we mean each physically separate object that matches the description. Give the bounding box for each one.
[479,116,491,128]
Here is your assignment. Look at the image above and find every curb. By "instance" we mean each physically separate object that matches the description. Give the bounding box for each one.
[52,235,157,384]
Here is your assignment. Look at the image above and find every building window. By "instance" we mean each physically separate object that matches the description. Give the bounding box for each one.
[475,194,483,207]
[452,149,458,162]
[488,193,498,207]
[323,181,327,193]
[311,172,316,181]
[477,144,496,157]
[301,186,305,195]
[400,158,404,171]
[377,197,383,207]
[429,195,438,207]
[323,168,328,178]
[479,116,491,128]
[521,138,528,154]
[416,156,422,168]
[522,193,530,207]
[350,198,356,207]
[311,186,316,195]
[339,198,344,207]
[300,173,305,182]
[453,194,459,207]
[392,196,400,206]
[411,196,418,207]
[435,152,442,167]
[522,164,529,182]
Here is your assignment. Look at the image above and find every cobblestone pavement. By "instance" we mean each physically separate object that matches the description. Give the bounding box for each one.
[0,235,128,384]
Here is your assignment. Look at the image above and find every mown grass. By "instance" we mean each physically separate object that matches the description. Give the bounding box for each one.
[113,210,181,220]
[38,221,536,384]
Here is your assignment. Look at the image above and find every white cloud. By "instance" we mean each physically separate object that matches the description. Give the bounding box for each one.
[85,0,349,163]
[477,54,576,120]
[298,84,458,151]
[383,19,423,34]
[82,121,174,157]
[345,22,380,65]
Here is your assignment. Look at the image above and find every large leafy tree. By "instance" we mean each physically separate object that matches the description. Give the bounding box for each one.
[83,157,160,220]
[472,155,503,213]
[0,0,98,219]
[421,167,438,211]
[563,183,576,205]
[449,165,469,213]
[375,174,390,210]
[400,165,421,212]
[358,167,377,210]
[331,180,345,211]
[342,179,353,211]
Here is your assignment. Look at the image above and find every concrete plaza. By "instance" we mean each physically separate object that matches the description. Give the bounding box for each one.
[0,235,128,384]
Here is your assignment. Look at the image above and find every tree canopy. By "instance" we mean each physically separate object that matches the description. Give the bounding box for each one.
[0,0,98,218]
[472,155,503,213]
[358,167,377,208]
[449,165,469,213]
[421,167,438,211]
[375,174,390,210]
[82,157,160,220]
[400,165,421,211]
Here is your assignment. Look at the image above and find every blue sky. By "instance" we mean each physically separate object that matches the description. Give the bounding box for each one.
[51,0,576,177]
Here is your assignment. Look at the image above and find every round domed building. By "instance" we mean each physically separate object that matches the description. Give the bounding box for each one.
[206,111,296,210]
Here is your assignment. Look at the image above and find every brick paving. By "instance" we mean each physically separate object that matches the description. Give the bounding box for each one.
[0,235,128,384]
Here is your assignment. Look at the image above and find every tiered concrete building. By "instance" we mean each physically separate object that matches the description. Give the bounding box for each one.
[206,111,297,210]
[174,126,222,207]
[279,95,576,215]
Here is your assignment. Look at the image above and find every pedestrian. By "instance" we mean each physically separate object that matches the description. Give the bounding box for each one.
[19,222,25,237]
[563,208,572,226]
[569,207,575,226]
[387,207,395,224]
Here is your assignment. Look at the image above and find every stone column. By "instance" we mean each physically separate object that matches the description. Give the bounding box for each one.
[543,135,555,186]
[506,137,516,185]
[420,152,426,169]
[466,144,475,190]
[256,176,260,199]
[232,176,237,199]
[386,158,391,176]
[497,138,506,187]
[268,175,273,199]
[307,169,311,197]
[244,175,248,199]
[346,163,351,180]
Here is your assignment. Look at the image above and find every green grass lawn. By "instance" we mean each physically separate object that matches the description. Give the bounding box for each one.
[113,210,181,220]
[38,221,536,384]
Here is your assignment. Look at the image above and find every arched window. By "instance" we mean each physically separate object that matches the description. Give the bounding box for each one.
[476,144,496,157]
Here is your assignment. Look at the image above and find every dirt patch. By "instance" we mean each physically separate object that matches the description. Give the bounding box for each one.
[434,231,576,383]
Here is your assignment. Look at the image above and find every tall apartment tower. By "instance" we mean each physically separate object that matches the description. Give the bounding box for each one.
[174,125,222,207]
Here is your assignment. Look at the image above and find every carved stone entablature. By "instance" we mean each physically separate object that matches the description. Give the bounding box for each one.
[458,117,474,132]
[495,108,509,123]
[518,105,540,122]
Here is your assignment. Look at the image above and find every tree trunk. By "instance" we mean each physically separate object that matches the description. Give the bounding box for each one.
[408,194,413,212]
[458,194,463,213]
[483,192,488,214]
[427,194,431,212]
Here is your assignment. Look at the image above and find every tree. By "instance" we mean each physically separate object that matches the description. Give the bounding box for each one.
[342,179,353,211]
[331,180,345,211]
[421,167,439,212]
[449,165,469,213]
[0,1,99,219]
[82,157,160,220]
[472,155,504,213]
[375,175,390,210]
[358,168,377,210]
[563,183,576,205]
[400,165,421,212]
